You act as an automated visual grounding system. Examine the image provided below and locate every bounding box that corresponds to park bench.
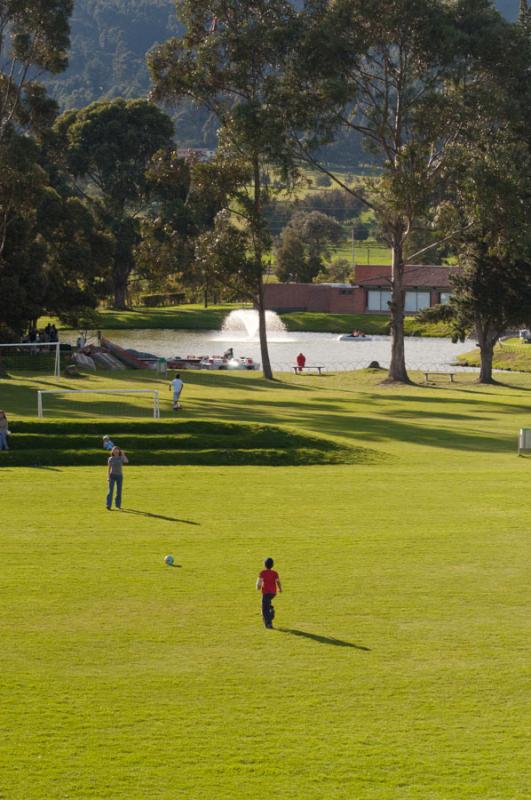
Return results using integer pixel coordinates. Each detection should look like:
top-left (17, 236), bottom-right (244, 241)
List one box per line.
top-left (423, 371), bottom-right (455, 384)
top-left (293, 365), bottom-right (325, 375)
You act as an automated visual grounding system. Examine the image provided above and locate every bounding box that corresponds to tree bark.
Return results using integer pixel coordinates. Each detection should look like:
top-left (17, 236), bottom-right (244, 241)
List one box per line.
top-left (113, 278), bottom-right (128, 310)
top-left (476, 319), bottom-right (497, 384)
top-left (257, 276), bottom-right (273, 380)
top-left (386, 237), bottom-right (410, 383)
top-left (252, 156), bottom-right (273, 380)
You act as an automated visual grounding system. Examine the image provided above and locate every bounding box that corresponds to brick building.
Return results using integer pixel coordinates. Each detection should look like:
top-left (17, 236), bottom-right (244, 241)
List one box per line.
top-left (263, 264), bottom-right (455, 314)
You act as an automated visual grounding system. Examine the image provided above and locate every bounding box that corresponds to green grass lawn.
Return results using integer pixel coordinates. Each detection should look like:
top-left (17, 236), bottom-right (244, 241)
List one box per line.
top-left (1, 369), bottom-right (530, 799)
top-left (458, 339), bottom-right (531, 373)
top-left (39, 302), bottom-right (452, 337)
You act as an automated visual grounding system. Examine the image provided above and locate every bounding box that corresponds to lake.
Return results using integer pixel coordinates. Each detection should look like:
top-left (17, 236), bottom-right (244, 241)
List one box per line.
top-left (71, 329), bottom-right (477, 373)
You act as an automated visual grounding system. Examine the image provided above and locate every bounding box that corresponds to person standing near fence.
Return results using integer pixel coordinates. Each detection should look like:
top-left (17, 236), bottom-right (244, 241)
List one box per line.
top-left (0, 410), bottom-right (9, 451)
top-left (106, 446), bottom-right (128, 510)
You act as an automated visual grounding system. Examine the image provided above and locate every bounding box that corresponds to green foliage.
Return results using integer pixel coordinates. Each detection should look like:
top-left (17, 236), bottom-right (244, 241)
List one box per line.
top-left (276, 211), bottom-right (344, 283)
top-left (0, 127), bottom-right (110, 337)
top-left (0, 0), bottom-right (73, 145)
top-left (54, 98), bottom-right (175, 308)
top-left (44, 1), bottom-right (179, 106)
top-left (149, 0), bottom-right (306, 378)
top-left (315, 258), bottom-right (354, 285)
top-left (425, 27), bottom-right (531, 382)
top-left (299, 187), bottom-right (366, 223)
top-left (285, 0), bottom-right (521, 382)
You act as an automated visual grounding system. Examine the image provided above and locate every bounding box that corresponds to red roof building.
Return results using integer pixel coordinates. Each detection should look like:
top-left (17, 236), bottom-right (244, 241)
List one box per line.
top-left (264, 264), bottom-right (455, 314)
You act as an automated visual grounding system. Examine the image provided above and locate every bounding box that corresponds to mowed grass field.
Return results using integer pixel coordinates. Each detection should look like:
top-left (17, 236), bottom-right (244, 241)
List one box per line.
top-left (1, 368), bottom-right (530, 799)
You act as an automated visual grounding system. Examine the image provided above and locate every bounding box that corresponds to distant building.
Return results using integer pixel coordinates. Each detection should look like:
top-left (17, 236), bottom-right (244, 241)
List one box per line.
top-left (263, 264), bottom-right (455, 314)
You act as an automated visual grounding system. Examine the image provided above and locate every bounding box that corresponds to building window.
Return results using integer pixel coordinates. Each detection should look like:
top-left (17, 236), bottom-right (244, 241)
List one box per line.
top-left (339, 289), bottom-right (353, 295)
top-left (405, 290), bottom-right (431, 312)
top-left (367, 289), bottom-right (392, 311)
top-left (439, 292), bottom-right (451, 304)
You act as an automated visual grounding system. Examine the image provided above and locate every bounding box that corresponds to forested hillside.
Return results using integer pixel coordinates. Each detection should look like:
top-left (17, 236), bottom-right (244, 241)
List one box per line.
top-left (45, 0), bottom-right (522, 148)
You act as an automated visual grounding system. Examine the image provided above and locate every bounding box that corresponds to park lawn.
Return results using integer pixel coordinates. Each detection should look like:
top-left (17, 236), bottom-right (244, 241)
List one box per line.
top-left (39, 303), bottom-right (452, 336)
top-left (39, 303), bottom-right (241, 332)
top-left (333, 237), bottom-right (392, 265)
top-left (458, 340), bottom-right (531, 373)
top-left (1, 369), bottom-right (530, 799)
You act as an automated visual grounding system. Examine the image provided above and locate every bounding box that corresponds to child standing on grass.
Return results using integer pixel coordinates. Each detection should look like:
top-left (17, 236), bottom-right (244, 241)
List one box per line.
top-left (256, 558), bottom-right (282, 629)
top-left (0, 410), bottom-right (9, 451)
top-left (106, 446), bottom-right (128, 510)
top-left (169, 373), bottom-right (184, 410)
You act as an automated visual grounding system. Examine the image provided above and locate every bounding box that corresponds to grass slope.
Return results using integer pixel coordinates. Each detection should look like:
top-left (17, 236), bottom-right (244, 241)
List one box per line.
top-left (1, 369), bottom-right (530, 799)
top-left (40, 303), bottom-right (453, 336)
top-left (459, 339), bottom-right (531, 373)
top-left (2, 420), bottom-right (368, 467)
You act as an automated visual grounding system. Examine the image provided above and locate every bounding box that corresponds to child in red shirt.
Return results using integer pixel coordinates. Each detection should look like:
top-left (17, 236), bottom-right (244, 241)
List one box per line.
top-left (256, 557), bottom-right (282, 629)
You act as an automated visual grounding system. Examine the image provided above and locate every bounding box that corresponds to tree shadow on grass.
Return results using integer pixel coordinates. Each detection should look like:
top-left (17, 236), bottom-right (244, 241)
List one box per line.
top-left (121, 508), bottom-right (199, 525)
top-left (190, 397), bottom-right (512, 453)
top-left (277, 627), bottom-right (370, 651)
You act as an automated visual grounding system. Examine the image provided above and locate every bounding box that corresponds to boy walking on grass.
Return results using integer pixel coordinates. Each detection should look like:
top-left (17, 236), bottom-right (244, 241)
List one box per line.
top-left (256, 558), bottom-right (282, 629)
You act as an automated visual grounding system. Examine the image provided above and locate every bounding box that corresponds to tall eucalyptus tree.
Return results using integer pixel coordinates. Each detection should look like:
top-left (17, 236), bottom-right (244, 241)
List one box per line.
top-left (149, 0), bottom-right (300, 380)
top-left (285, 0), bottom-right (516, 383)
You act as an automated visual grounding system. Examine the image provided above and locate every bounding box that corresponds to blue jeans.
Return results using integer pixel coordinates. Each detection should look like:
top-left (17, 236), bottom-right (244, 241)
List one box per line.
top-left (107, 474), bottom-right (123, 508)
top-left (261, 593), bottom-right (276, 628)
top-left (0, 431), bottom-right (8, 450)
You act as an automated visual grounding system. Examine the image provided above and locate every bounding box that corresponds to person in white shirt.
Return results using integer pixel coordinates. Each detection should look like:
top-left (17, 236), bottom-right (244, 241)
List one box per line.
top-left (169, 373), bottom-right (184, 410)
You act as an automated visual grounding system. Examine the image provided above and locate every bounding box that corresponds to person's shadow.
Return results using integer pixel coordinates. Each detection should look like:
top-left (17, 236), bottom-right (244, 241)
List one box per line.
top-left (277, 627), bottom-right (370, 651)
top-left (121, 508), bottom-right (199, 525)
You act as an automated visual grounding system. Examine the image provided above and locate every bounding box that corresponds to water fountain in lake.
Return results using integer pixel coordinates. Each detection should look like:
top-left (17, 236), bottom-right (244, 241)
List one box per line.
top-left (219, 309), bottom-right (289, 341)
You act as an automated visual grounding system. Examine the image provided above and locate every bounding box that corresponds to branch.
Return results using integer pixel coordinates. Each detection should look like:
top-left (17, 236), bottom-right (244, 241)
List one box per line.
top-left (293, 139), bottom-right (376, 212)
top-left (407, 223), bottom-right (474, 262)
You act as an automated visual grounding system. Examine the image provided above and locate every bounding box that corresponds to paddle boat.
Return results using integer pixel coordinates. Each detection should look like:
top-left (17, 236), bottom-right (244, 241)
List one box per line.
top-left (337, 331), bottom-right (372, 341)
top-left (199, 355), bottom-right (260, 370)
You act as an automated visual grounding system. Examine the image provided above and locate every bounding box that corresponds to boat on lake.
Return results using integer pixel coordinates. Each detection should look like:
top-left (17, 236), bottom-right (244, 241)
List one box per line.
top-left (337, 333), bottom-right (372, 341)
top-left (199, 355), bottom-right (260, 370)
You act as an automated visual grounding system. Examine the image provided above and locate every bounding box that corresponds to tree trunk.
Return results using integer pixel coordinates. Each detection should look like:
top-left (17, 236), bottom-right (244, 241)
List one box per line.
top-left (252, 156), bottom-right (273, 381)
top-left (113, 279), bottom-right (128, 310)
top-left (476, 319), bottom-right (497, 384)
top-left (257, 277), bottom-right (273, 380)
top-left (386, 238), bottom-right (410, 383)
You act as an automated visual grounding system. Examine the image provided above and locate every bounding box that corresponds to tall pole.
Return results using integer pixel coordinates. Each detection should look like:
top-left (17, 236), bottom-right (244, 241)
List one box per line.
top-left (351, 226), bottom-right (355, 269)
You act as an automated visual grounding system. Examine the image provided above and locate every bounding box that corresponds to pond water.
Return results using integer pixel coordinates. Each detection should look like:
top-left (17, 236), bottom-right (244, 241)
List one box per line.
top-left (71, 328), bottom-right (477, 373)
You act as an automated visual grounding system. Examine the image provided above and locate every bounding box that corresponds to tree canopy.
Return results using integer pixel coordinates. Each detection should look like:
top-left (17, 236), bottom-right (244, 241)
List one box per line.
top-left (54, 98), bottom-right (175, 308)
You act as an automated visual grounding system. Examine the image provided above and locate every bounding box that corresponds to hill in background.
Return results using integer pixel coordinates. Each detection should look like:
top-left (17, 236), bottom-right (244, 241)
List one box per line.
top-left (45, 0), bottom-right (522, 150)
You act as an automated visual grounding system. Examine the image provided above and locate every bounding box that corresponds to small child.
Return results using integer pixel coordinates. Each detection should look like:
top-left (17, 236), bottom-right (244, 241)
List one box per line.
top-left (169, 373), bottom-right (184, 410)
top-left (256, 557), bottom-right (282, 629)
top-left (0, 410), bottom-right (10, 451)
top-left (102, 435), bottom-right (115, 451)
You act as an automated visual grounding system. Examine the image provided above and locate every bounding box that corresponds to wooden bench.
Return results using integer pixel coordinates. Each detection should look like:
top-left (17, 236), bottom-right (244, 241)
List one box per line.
top-left (293, 365), bottom-right (325, 375)
top-left (424, 371), bottom-right (455, 384)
